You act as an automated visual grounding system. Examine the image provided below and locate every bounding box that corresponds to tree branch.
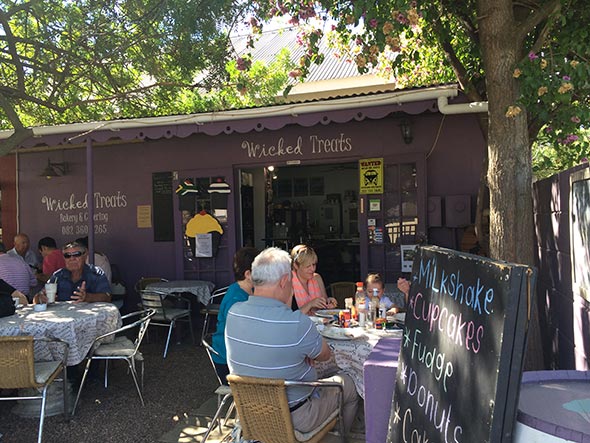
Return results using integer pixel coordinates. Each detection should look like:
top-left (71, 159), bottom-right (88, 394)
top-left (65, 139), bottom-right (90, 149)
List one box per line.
top-left (515, 0), bottom-right (561, 44)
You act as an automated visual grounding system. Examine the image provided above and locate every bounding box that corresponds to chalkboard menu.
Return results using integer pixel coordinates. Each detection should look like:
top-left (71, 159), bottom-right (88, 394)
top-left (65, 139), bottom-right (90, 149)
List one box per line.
top-left (388, 245), bottom-right (534, 443)
top-left (152, 172), bottom-right (174, 242)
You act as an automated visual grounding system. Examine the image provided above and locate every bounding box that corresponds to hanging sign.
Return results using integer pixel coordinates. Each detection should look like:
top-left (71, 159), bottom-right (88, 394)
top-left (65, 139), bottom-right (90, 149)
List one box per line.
top-left (359, 158), bottom-right (384, 194)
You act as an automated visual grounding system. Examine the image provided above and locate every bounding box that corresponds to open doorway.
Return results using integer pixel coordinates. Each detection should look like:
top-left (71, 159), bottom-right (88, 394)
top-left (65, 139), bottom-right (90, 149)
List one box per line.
top-left (239, 162), bottom-right (361, 284)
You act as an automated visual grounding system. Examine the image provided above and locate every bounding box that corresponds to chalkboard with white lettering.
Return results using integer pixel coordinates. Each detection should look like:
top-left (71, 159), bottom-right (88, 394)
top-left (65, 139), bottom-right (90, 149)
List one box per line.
top-left (387, 245), bottom-right (534, 443)
top-left (152, 172), bottom-right (174, 242)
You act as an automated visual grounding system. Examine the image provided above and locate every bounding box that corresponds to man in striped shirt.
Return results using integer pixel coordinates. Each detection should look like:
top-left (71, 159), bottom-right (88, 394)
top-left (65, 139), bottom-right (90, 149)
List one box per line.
top-left (0, 245), bottom-right (37, 298)
top-left (225, 247), bottom-right (359, 435)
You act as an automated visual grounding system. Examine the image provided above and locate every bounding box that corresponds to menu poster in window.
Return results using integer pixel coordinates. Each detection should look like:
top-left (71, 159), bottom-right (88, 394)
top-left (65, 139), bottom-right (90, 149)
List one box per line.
top-left (400, 244), bottom-right (417, 272)
top-left (388, 245), bottom-right (534, 443)
top-left (152, 172), bottom-right (174, 242)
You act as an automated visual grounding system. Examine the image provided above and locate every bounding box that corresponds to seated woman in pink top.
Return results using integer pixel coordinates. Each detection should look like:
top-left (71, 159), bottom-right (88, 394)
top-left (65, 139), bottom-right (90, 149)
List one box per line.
top-left (290, 244), bottom-right (337, 315)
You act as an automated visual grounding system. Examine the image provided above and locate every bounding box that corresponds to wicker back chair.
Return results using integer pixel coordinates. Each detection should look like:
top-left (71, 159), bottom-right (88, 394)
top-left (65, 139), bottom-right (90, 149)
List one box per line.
top-left (329, 281), bottom-right (357, 308)
top-left (0, 336), bottom-right (69, 443)
top-left (227, 374), bottom-right (344, 443)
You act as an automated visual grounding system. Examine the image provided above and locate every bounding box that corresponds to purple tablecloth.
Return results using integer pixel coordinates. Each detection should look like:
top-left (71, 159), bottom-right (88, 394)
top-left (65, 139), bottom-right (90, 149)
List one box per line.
top-left (363, 336), bottom-right (402, 443)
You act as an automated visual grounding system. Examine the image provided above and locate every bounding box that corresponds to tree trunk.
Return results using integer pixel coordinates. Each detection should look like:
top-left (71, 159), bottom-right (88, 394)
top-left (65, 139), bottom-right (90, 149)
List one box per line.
top-left (477, 0), bottom-right (543, 370)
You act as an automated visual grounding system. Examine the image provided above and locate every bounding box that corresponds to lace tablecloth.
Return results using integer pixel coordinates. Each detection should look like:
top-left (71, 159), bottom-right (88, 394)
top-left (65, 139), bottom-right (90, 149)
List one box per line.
top-left (145, 280), bottom-right (215, 305)
top-left (0, 301), bottom-right (122, 366)
top-left (316, 327), bottom-right (403, 399)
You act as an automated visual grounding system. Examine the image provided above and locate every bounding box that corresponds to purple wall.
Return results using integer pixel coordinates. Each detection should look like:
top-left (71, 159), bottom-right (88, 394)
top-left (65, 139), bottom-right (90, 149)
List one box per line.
top-left (15, 103), bottom-right (485, 307)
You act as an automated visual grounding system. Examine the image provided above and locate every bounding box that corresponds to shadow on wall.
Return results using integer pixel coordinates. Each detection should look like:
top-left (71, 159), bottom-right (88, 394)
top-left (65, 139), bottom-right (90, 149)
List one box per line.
top-left (533, 162), bottom-right (590, 370)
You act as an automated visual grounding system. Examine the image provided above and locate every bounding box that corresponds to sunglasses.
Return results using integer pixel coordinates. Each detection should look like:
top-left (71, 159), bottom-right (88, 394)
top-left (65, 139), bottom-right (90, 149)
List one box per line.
top-left (63, 251), bottom-right (84, 258)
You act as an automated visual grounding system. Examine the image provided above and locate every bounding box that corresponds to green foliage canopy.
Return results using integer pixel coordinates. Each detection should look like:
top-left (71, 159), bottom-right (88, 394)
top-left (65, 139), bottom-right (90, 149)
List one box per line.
top-left (242, 0), bottom-right (590, 175)
top-left (0, 0), bottom-right (243, 152)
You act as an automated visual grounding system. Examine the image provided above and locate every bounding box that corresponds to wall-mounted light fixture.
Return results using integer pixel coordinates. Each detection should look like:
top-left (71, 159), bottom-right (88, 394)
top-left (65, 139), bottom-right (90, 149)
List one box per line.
top-left (266, 165), bottom-right (278, 179)
top-left (399, 119), bottom-right (413, 144)
top-left (40, 158), bottom-right (69, 179)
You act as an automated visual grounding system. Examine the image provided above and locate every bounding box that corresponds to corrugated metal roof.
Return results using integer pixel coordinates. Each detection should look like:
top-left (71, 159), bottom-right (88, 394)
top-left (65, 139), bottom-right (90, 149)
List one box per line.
top-left (231, 26), bottom-right (365, 83)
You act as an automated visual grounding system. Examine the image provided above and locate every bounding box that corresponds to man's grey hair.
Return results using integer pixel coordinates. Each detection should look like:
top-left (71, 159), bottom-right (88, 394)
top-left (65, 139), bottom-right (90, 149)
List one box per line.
top-left (251, 247), bottom-right (291, 286)
top-left (62, 241), bottom-right (87, 253)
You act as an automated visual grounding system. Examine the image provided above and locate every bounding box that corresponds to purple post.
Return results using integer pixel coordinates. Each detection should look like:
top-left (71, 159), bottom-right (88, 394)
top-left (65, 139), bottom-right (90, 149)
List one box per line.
top-left (86, 138), bottom-right (94, 265)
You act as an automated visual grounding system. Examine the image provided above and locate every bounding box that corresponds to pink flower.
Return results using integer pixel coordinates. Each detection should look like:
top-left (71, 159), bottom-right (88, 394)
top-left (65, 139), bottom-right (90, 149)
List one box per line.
top-left (528, 51), bottom-right (538, 61)
top-left (562, 134), bottom-right (579, 144)
top-left (563, 75), bottom-right (571, 81)
top-left (571, 116), bottom-right (581, 123)
top-left (544, 126), bottom-right (553, 133)
top-left (369, 18), bottom-right (378, 28)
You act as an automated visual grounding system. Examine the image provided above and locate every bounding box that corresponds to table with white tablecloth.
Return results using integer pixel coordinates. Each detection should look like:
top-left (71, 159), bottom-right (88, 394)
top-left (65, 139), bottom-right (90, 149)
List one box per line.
top-left (0, 301), bottom-right (121, 366)
top-left (316, 326), bottom-right (403, 399)
top-left (145, 279), bottom-right (215, 306)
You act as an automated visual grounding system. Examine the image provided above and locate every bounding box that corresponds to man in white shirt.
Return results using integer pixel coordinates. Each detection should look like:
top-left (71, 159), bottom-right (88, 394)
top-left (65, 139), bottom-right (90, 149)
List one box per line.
top-left (7, 233), bottom-right (41, 272)
top-left (75, 237), bottom-right (112, 286)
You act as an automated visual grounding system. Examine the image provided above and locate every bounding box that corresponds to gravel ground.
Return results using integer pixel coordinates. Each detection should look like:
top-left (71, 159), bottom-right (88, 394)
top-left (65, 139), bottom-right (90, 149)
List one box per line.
top-left (0, 336), bottom-right (218, 443)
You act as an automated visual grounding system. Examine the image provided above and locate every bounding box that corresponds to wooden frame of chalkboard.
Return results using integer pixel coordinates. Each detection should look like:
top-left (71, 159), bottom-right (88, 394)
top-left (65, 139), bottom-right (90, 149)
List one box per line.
top-left (387, 245), bottom-right (535, 443)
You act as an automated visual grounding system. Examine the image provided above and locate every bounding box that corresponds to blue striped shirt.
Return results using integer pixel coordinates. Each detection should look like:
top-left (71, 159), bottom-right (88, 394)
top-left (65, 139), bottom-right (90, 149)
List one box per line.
top-left (0, 254), bottom-right (37, 294)
top-left (225, 295), bottom-right (323, 405)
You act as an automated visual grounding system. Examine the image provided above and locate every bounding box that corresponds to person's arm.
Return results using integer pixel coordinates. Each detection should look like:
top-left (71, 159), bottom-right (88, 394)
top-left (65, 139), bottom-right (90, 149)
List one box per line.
top-left (11, 290), bottom-right (28, 306)
top-left (397, 277), bottom-right (410, 303)
top-left (0, 279), bottom-right (16, 296)
top-left (314, 339), bottom-right (332, 362)
top-left (299, 296), bottom-right (330, 315)
top-left (314, 273), bottom-right (337, 308)
top-left (26, 265), bottom-right (37, 293)
top-left (71, 281), bottom-right (111, 303)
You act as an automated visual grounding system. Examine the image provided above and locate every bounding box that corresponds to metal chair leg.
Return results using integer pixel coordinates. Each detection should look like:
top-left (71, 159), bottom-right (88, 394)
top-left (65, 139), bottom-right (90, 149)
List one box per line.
top-left (188, 315), bottom-right (195, 345)
top-left (62, 365), bottom-right (70, 422)
top-left (201, 393), bottom-right (232, 443)
top-left (104, 360), bottom-right (109, 388)
top-left (163, 321), bottom-right (175, 358)
top-left (72, 358), bottom-right (92, 416)
top-left (38, 385), bottom-right (49, 443)
top-left (200, 312), bottom-right (210, 344)
top-left (127, 358), bottom-right (145, 406)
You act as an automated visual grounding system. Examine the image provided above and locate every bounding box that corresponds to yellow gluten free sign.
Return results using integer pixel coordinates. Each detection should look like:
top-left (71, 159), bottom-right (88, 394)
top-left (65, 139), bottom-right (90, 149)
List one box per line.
top-left (359, 158), bottom-right (383, 194)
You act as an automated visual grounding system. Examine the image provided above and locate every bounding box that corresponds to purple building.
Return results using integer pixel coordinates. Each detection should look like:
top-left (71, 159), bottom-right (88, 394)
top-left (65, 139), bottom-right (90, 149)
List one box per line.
top-left (0, 84), bottom-right (487, 308)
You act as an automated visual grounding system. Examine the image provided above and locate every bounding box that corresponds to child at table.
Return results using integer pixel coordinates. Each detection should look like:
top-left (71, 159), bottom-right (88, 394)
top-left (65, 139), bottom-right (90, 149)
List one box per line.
top-left (364, 273), bottom-right (394, 313)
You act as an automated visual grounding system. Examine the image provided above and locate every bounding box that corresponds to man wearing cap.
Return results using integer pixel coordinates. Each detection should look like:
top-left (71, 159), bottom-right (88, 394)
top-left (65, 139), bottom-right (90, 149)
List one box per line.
top-left (35, 241), bottom-right (111, 303)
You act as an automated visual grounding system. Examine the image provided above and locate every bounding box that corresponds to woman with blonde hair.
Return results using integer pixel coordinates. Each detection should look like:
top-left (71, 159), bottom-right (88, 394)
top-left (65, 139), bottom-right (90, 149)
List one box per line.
top-left (290, 244), bottom-right (337, 315)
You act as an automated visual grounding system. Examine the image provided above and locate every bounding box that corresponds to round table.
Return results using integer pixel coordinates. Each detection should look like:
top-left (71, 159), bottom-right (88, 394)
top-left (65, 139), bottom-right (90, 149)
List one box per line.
top-left (145, 280), bottom-right (214, 306)
top-left (0, 301), bottom-right (122, 366)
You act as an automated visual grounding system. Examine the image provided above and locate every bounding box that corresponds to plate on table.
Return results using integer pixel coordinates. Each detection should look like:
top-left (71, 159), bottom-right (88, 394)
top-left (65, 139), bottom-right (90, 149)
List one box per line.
top-left (315, 309), bottom-right (345, 319)
top-left (310, 316), bottom-right (329, 325)
top-left (320, 327), bottom-right (364, 340)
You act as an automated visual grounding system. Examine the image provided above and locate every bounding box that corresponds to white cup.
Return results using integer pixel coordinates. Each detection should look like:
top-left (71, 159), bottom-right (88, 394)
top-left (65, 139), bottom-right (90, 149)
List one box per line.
top-left (45, 283), bottom-right (57, 304)
top-left (34, 303), bottom-right (47, 312)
